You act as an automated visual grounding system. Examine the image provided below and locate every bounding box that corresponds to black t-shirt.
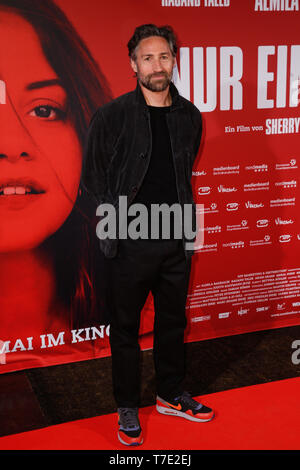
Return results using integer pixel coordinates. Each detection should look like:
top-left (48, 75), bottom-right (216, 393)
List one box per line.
top-left (127, 105), bottom-right (180, 239)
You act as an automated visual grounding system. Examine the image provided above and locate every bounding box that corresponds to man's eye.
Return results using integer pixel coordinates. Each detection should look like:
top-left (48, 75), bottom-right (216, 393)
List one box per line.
top-left (30, 105), bottom-right (66, 121)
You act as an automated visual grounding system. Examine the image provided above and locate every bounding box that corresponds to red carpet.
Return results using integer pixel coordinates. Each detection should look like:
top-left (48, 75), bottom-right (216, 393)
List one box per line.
top-left (0, 378), bottom-right (299, 450)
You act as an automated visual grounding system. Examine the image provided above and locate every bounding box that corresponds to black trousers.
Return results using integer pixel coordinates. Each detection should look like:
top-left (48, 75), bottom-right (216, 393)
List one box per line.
top-left (104, 237), bottom-right (192, 408)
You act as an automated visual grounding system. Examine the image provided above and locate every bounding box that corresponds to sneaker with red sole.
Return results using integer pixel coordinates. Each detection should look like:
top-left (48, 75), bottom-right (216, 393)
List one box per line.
top-left (156, 391), bottom-right (214, 422)
top-left (117, 407), bottom-right (143, 446)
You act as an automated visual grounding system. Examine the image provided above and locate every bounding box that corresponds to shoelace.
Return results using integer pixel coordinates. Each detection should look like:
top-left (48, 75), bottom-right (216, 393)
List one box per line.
top-left (174, 391), bottom-right (203, 410)
top-left (118, 407), bottom-right (140, 430)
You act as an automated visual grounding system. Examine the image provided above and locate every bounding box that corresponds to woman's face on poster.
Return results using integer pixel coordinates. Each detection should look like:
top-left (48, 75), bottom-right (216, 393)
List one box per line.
top-left (0, 10), bottom-right (82, 252)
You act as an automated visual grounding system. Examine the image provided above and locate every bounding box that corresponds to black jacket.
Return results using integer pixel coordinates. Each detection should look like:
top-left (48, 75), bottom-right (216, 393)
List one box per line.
top-left (81, 81), bottom-right (202, 259)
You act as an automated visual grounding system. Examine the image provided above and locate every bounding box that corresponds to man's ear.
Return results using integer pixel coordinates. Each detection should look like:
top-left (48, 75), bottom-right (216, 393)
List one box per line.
top-left (130, 58), bottom-right (137, 74)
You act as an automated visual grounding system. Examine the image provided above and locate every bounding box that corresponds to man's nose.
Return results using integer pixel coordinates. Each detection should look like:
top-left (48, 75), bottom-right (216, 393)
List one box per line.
top-left (152, 59), bottom-right (164, 72)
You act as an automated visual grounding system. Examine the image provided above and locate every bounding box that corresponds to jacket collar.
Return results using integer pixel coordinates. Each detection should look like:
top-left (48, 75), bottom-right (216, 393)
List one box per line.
top-left (134, 80), bottom-right (182, 111)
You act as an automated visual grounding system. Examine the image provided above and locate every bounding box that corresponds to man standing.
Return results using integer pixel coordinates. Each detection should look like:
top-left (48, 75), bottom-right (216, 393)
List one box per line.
top-left (82, 24), bottom-right (214, 447)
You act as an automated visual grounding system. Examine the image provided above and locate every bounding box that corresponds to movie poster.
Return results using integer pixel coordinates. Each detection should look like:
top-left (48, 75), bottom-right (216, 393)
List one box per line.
top-left (0, 0), bottom-right (299, 373)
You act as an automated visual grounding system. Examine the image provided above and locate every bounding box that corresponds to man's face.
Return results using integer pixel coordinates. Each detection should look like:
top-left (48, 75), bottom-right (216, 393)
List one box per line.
top-left (130, 36), bottom-right (176, 92)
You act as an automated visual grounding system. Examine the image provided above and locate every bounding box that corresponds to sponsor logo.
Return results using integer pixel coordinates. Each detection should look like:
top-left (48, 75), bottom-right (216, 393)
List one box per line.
top-left (245, 201), bottom-right (264, 209)
top-left (198, 202), bottom-right (218, 214)
top-left (218, 185), bottom-right (237, 193)
top-left (244, 182), bottom-right (269, 191)
top-left (249, 235), bottom-right (271, 246)
top-left (198, 186), bottom-right (211, 195)
top-left (279, 234), bottom-right (292, 242)
top-left (226, 202), bottom-right (239, 211)
top-left (238, 308), bottom-right (249, 316)
top-left (275, 217), bottom-right (294, 225)
top-left (277, 302), bottom-right (286, 310)
top-left (245, 164), bottom-right (268, 172)
top-left (213, 165), bottom-right (240, 175)
top-left (227, 220), bottom-right (249, 231)
top-left (275, 159), bottom-right (297, 170)
top-left (191, 315), bottom-right (211, 322)
top-left (270, 197), bottom-right (295, 207)
top-left (197, 242), bottom-right (218, 252)
top-left (256, 306), bottom-right (270, 312)
top-left (275, 180), bottom-right (297, 188)
top-left (222, 241), bottom-right (244, 249)
top-left (199, 225), bottom-right (222, 233)
top-left (257, 219), bottom-right (269, 228)
top-left (219, 312), bottom-right (231, 319)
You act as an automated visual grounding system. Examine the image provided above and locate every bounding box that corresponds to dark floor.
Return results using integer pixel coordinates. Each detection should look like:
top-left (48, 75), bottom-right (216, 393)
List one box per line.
top-left (0, 325), bottom-right (299, 438)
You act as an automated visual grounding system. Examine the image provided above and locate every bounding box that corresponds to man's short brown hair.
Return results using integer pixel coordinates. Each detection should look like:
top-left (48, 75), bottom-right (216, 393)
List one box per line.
top-left (127, 24), bottom-right (178, 61)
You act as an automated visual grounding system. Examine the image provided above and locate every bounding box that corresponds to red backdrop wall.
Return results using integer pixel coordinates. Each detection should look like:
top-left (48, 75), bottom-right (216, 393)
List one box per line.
top-left (0, 0), bottom-right (299, 373)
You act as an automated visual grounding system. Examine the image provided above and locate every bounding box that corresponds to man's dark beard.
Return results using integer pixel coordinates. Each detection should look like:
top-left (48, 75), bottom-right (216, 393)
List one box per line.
top-left (139, 72), bottom-right (171, 92)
